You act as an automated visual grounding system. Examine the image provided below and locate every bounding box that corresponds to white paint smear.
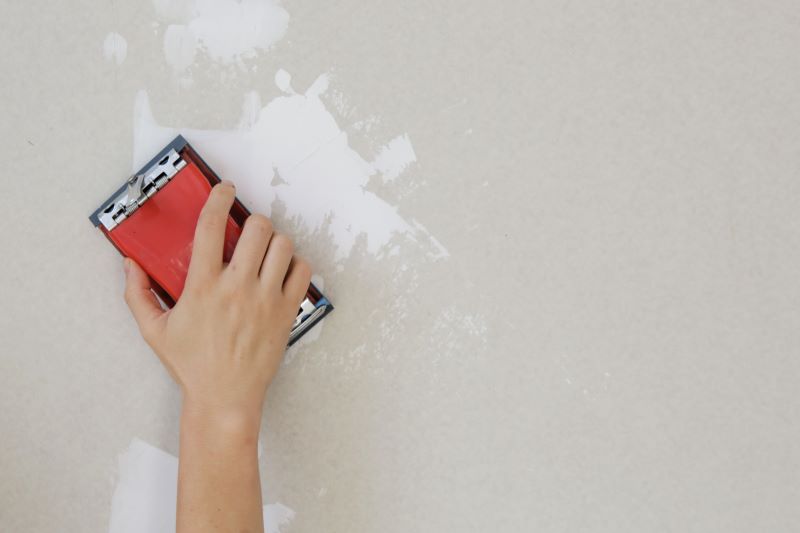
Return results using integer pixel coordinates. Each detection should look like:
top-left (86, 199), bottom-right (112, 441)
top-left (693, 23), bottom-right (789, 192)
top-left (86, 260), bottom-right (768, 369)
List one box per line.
top-left (373, 134), bottom-right (417, 183)
top-left (133, 70), bottom-right (447, 260)
top-left (109, 438), bottom-right (294, 533)
top-left (103, 32), bottom-right (128, 65)
top-left (155, 0), bottom-right (289, 72)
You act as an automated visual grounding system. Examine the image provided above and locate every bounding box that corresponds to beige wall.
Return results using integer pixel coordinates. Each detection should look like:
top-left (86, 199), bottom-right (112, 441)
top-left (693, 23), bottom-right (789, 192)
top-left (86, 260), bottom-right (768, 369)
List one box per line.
top-left (1, 1), bottom-right (799, 531)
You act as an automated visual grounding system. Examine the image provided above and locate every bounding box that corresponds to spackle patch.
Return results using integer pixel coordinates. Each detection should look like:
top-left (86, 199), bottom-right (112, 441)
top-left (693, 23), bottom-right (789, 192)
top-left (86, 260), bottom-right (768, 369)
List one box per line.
top-left (109, 439), bottom-right (295, 533)
top-left (372, 134), bottom-right (417, 183)
top-left (154, 0), bottom-right (289, 73)
top-left (133, 71), bottom-right (447, 261)
top-left (103, 32), bottom-right (128, 65)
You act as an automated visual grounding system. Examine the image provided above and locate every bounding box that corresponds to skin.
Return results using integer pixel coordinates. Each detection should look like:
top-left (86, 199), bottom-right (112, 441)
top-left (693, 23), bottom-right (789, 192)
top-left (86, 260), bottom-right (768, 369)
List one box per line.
top-left (123, 181), bottom-right (311, 533)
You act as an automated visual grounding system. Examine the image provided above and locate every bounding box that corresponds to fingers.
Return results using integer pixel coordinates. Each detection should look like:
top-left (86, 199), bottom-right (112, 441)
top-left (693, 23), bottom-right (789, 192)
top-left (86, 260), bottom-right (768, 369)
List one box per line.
top-left (123, 258), bottom-right (165, 344)
top-left (186, 182), bottom-right (236, 286)
top-left (283, 257), bottom-right (312, 305)
top-left (259, 233), bottom-right (294, 291)
top-left (229, 214), bottom-right (273, 279)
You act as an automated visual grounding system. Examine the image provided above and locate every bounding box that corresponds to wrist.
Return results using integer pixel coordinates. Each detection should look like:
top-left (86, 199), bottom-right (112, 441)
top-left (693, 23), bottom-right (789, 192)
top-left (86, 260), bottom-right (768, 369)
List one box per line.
top-left (180, 396), bottom-right (262, 448)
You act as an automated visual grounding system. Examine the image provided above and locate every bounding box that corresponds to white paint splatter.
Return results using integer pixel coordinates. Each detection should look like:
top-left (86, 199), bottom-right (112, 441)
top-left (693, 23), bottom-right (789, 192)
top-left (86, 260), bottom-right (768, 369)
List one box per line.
top-left (103, 32), bottom-right (128, 65)
top-left (274, 68), bottom-right (295, 94)
top-left (133, 70), bottom-right (447, 261)
top-left (372, 134), bottom-right (417, 183)
top-left (109, 439), bottom-right (294, 533)
top-left (352, 116), bottom-right (379, 133)
top-left (155, 0), bottom-right (289, 72)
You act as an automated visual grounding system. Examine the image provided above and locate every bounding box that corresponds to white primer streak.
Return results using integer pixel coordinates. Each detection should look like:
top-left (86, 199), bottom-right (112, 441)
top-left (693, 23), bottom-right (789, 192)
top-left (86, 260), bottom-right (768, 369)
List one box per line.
top-left (103, 32), bottom-right (128, 65)
top-left (133, 71), bottom-right (447, 260)
top-left (156, 0), bottom-right (289, 72)
top-left (108, 439), bottom-right (294, 533)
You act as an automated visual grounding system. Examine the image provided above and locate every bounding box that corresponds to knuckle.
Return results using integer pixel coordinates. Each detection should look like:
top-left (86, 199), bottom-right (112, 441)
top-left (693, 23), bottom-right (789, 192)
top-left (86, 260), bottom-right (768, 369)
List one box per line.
top-left (271, 233), bottom-right (294, 254)
top-left (246, 214), bottom-right (272, 234)
top-left (123, 285), bottom-right (137, 306)
top-left (212, 182), bottom-right (235, 198)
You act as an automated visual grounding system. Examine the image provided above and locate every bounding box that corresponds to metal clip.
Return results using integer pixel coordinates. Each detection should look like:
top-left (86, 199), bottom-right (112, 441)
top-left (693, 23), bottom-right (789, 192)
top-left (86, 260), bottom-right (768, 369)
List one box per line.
top-left (98, 149), bottom-right (187, 231)
top-left (292, 297), bottom-right (318, 330)
top-left (289, 297), bottom-right (328, 343)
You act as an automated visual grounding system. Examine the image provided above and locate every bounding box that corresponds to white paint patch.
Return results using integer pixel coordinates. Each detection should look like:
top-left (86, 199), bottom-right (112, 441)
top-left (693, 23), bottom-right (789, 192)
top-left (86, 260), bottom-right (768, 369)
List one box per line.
top-left (109, 439), bottom-right (294, 533)
top-left (155, 0), bottom-right (289, 72)
top-left (263, 503), bottom-right (295, 533)
top-left (108, 439), bottom-right (177, 533)
top-left (133, 71), bottom-right (447, 260)
top-left (372, 134), bottom-right (417, 183)
top-left (103, 32), bottom-right (128, 65)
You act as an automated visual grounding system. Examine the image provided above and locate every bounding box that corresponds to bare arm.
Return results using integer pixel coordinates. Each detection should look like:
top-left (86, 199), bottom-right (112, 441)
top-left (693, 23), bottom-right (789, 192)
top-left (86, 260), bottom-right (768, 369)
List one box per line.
top-left (123, 181), bottom-right (311, 533)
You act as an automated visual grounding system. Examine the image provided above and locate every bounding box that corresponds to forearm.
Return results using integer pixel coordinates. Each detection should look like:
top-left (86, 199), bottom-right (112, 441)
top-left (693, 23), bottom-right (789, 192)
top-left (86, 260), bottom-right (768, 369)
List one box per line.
top-left (177, 400), bottom-right (263, 533)
top-left (122, 186), bottom-right (311, 531)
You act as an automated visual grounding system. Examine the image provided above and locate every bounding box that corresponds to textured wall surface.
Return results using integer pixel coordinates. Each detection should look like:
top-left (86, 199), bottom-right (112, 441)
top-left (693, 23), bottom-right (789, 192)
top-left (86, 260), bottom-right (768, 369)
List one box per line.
top-left (1, 1), bottom-right (799, 532)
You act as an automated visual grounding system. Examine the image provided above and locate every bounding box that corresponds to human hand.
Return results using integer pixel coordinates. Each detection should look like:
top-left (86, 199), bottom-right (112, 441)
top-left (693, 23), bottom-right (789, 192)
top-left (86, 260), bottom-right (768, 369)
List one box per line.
top-left (122, 181), bottom-right (311, 430)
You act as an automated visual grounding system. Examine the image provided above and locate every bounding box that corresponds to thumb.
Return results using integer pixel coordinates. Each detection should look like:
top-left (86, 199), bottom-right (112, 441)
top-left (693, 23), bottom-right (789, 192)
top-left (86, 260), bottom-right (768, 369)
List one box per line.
top-left (123, 258), bottom-right (165, 344)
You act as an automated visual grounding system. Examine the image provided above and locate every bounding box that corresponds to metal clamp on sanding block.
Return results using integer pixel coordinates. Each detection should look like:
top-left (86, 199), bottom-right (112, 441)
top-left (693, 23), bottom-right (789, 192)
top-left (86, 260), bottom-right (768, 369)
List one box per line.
top-left (98, 149), bottom-right (187, 230)
top-left (89, 135), bottom-right (333, 346)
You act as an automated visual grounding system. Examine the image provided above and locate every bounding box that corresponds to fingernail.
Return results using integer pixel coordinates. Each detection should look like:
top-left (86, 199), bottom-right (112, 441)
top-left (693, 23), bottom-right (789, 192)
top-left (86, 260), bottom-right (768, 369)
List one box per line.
top-left (220, 180), bottom-right (235, 189)
top-left (123, 258), bottom-right (131, 275)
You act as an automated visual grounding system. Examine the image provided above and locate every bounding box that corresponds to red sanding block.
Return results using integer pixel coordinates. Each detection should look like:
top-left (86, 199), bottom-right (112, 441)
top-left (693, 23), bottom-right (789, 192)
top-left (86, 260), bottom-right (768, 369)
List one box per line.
top-left (89, 135), bottom-right (332, 345)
